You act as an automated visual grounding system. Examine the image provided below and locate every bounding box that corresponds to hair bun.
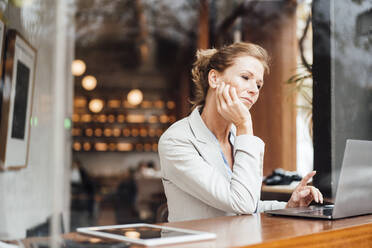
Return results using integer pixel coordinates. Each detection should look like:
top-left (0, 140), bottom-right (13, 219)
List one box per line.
top-left (195, 48), bottom-right (218, 67)
top-left (191, 48), bottom-right (217, 85)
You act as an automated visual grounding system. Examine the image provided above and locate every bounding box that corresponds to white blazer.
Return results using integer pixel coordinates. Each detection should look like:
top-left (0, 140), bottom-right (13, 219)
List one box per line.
top-left (158, 107), bottom-right (286, 222)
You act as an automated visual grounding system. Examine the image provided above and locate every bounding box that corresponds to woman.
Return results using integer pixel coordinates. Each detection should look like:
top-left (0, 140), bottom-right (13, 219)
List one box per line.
top-left (158, 42), bottom-right (323, 222)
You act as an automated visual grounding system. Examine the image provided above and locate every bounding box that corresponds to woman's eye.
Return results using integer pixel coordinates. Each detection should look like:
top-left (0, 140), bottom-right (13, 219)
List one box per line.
top-left (242, 75), bottom-right (249, 80)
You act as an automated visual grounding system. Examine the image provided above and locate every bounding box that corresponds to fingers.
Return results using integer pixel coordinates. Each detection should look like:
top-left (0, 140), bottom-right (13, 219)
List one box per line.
top-left (303, 191), bottom-right (314, 206)
top-left (215, 81), bottom-right (251, 127)
top-left (217, 82), bottom-right (235, 109)
top-left (215, 83), bottom-right (223, 114)
top-left (299, 170), bottom-right (316, 187)
top-left (300, 186), bottom-right (323, 204)
top-left (217, 81), bottom-right (224, 96)
top-left (299, 188), bottom-right (310, 198)
top-left (216, 82), bottom-right (226, 110)
top-left (230, 86), bottom-right (240, 104)
top-left (299, 188), bottom-right (314, 206)
top-left (288, 189), bottom-right (310, 208)
top-left (314, 187), bottom-right (324, 204)
top-left (291, 192), bottom-right (299, 202)
top-left (309, 186), bottom-right (319, 203)
top-left (288, 185), bottom-right (324, 208)
top-left (222, 84), bottom-right (233, 106)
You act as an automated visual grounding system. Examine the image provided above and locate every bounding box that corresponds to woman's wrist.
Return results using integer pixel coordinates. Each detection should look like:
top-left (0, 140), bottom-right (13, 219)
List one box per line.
top-left (235, 121), bottom-right (253, 136)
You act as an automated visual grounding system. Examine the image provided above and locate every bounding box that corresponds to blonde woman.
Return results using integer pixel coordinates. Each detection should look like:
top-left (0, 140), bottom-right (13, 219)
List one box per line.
top-left (158, 42), bottom-right (323, 222)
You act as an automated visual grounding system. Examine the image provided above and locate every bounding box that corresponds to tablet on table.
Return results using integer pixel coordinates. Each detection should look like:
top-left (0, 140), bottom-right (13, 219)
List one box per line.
top-left (77, 223), bottom-right (216, 246)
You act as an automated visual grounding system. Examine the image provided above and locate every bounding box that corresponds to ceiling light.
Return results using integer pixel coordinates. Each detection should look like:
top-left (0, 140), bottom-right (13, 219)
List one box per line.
top-left (82, 75), bottom-right (97, 91)
top-left (127, 89), bottom-right (143, 106)
top-left (71, 59), bottom-right (86, 76)
top-left (89, 99), bottom-right (104, 113)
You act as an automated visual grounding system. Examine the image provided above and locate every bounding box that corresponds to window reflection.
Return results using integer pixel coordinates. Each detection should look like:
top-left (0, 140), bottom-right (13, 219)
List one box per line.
top-left (3, 0), bottom-right (371, 242)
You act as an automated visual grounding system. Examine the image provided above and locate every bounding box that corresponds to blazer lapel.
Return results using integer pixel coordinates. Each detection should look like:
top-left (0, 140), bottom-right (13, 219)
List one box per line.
top-left (188, 107), bottom-right (232, 179)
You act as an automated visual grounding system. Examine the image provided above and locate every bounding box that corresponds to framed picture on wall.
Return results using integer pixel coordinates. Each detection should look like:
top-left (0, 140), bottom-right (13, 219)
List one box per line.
top-left (0, 30), bottom-right (37, 170)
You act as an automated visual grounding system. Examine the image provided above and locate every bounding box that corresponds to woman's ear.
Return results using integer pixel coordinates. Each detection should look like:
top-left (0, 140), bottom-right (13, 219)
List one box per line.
top-left (208, 69), bottom-right (219, 89)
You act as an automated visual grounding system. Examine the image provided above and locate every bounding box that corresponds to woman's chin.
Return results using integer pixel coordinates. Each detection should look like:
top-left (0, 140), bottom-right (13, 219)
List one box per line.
top-left (242, 101), bottom-right (253, 109)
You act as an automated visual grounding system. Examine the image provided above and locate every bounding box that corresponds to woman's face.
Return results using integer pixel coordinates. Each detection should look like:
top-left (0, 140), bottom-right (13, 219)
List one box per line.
top-left (217, 56), bottom-right (265, 109)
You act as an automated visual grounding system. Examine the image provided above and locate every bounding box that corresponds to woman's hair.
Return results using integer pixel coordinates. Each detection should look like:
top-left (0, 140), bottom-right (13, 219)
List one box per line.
top-left (190, 42), bottom-right (270, 109)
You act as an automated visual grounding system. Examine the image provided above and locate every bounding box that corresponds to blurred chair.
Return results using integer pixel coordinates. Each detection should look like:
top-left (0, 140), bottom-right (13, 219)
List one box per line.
top-left (70, 163), bottom-right (104, 229)
top-left (134, 176), bottom-right (164, 221)
top-left (115, 171), bottom-right (139, 224)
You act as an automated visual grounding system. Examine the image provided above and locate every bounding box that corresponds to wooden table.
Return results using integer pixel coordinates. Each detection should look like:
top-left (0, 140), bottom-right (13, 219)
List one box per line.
top-left (160, 213), bottom-right (372, 248)
top-left (12, 213), bottom-right (372, 248)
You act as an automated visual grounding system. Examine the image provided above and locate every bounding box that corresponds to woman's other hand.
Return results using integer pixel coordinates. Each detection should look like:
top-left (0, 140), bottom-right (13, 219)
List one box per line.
top-left (286, 171), bottom-right (324, 208)
top-left (216, 82), bottom-right (253, 135)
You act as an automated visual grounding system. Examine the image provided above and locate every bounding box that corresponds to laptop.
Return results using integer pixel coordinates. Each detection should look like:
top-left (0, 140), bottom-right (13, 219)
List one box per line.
top-left (265, 139), bottom-right (372, 219)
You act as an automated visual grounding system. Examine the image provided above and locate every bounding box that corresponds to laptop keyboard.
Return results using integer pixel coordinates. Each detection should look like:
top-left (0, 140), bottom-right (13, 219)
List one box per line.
top-left (298, 206), bottom-right (334, 216)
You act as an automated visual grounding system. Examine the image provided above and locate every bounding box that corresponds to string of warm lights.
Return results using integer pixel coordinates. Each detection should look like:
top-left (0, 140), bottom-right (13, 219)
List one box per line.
top-left (72, 59), bottom-right (147, 108)
top-left (71, 59), bottom-right (86, 76)
top-left (74, 98), bottom-right (175, 112)
top-left (72, 113), bottom-right (176, 124)
top-left (82, 75), bottom-right (97, 91)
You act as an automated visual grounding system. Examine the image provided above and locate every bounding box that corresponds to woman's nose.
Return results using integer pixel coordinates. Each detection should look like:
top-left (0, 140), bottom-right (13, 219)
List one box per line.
top-left (247, 80), bottom-right (259, 95)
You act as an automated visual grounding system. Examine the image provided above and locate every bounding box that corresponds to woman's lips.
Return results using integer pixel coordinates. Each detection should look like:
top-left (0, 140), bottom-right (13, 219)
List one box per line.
top-left (240, 97), bottom-right (253, 104)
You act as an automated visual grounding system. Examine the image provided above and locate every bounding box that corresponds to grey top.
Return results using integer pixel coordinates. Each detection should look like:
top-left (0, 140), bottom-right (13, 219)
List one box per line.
top-left (158, 107), bottom-right (286, 222)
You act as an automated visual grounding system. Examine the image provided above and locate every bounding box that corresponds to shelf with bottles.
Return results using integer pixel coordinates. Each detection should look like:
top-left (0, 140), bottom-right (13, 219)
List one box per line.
top-left (72, 91), bottom-right (176, 152)
top-left (72, 140), bottom-right (159, 153)
top-left (72, 112), bottom-right (176, 126)
top-left (74, 96), bottom-right (177, 113)
top-left (72, 126), bottom-right (166, 139)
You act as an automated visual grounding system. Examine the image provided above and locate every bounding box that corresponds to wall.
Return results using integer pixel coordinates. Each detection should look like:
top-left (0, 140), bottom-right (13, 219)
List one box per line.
top-left (243, 1), bottom-right (298, 176)
top-left (0, 0), bottom-right (73, 239)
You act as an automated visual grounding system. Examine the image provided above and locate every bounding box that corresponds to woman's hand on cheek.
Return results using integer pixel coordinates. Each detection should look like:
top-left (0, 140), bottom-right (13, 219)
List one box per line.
top-left (216, 82), bottom-right (253, 135)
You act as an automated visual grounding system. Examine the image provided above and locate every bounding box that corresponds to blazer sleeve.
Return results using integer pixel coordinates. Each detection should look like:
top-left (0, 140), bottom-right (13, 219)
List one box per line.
top-left (257, 200), bottom-right (287, 212)
top-left (158, 134), bottom-right (265, 215)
